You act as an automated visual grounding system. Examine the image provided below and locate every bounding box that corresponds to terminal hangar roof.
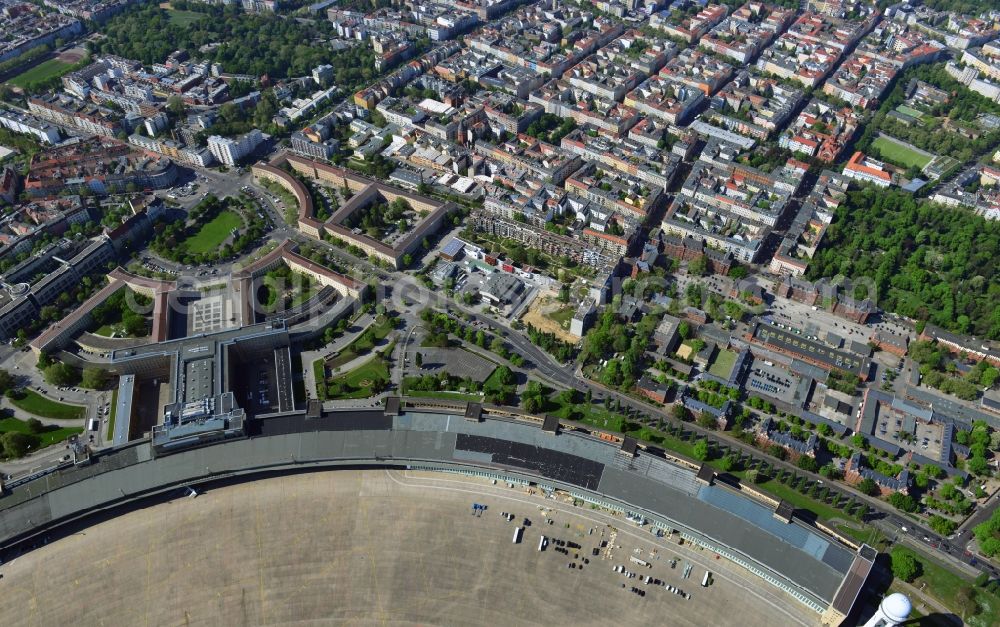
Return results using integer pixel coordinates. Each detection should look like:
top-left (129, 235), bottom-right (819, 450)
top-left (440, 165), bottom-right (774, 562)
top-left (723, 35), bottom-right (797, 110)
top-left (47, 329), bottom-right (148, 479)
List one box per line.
top-left (0, 407), bottom-right (857, 610)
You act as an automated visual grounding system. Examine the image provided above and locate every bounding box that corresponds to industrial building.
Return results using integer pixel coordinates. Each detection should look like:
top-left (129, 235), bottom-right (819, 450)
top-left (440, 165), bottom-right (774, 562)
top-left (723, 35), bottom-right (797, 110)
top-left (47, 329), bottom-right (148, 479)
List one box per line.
top-left (109, 321), bottom-right (293, 454)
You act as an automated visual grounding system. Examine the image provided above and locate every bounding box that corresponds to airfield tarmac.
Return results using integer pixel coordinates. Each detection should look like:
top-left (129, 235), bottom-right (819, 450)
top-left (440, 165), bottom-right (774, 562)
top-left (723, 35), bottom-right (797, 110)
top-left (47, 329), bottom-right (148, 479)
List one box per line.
top-left (0, 469), bottom-right (818, 626)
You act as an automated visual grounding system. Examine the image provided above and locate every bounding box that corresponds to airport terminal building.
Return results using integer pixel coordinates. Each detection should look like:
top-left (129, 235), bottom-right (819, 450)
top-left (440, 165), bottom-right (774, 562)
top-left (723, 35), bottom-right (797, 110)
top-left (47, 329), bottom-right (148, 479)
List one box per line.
top-left (0, 400), bottom-right (874, 625)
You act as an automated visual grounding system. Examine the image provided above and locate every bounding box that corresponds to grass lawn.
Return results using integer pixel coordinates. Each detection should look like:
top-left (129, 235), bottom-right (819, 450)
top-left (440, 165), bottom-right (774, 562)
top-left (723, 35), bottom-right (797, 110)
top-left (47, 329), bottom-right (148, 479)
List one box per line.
top-left (404, 389), bottom-right (484, 402)
top-left (107, 388), bottom-right (118, 441)
top-left (327, 315), bottom-right (396, 369)
top-left (184, 210), bottom-right (242, 255)
top-left (312, 358), bottom-right (326, 388)
top-left (0, 417), bottom-right (82, 450)
top-left (707, 349), bottom-right (738, 379)
top-left (545, 305), bottom-right (576, 328)
top-left (166, 8), bottom-right (204, 25)
top-left (891, 546), bottom-right (999, 625)
top-left (481, 366), bottom-right (507, 391)
top-left (895, 105), bottom-right (927, 121)
top-left (8, 58), bottom-right (74, 89)
top-left (10, 390), bottom-right (85, 420)
top-left (752, 477), bottom-right (854, 522)
top-left (327, 356), bottom-right (390, 399)
top-left (872, 136), bottom-right (932, 169)
top-left (544, 392), bottom-right (860, 523)
top-left (835, 523), bottom-right (884, 546)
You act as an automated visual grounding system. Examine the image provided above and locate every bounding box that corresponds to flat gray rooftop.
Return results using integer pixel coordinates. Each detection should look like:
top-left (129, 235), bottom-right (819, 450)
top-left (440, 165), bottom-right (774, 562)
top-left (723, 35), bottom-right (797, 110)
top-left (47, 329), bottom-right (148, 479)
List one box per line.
top-left (0, 408), bottom-right (855, 611)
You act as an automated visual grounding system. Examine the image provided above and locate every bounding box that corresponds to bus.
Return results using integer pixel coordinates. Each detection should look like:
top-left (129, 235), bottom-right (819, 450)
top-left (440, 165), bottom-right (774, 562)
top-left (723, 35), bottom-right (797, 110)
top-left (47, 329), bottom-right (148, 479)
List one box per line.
top-left (538, 535), bottom-right (547, 551)
top-left (702, 571), bottom-right (712, 587)
top-left (513, 527), bottom-right (523, 544)
top-left (88, 418), bottom-right (99, 431)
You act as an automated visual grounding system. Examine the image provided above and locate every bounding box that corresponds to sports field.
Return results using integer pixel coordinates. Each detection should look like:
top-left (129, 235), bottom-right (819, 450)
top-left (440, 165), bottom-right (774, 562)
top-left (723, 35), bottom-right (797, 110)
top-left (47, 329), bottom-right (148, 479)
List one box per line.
top-left (7, 58), bottom-right (74, 89)
top-left (871, 136), bottom-right (932, 170)
top-left (184, 209), bottom-right (242, 254)
top-left (166, 8), bottom-right (204, 26)
top-left (0, 470), bottom-right (815, 626)
top-left (894, 105), bottom-right (926, 121)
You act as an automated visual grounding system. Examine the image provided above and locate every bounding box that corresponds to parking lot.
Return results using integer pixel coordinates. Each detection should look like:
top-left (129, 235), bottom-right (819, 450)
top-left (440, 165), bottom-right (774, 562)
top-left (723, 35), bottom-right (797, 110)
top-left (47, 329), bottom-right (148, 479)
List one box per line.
top-left (745, 360), bottom-right (801, 406)
top-left (230, 351), bottom-right (279, 416)
top-left (0, 470), bottom-right (815, 627)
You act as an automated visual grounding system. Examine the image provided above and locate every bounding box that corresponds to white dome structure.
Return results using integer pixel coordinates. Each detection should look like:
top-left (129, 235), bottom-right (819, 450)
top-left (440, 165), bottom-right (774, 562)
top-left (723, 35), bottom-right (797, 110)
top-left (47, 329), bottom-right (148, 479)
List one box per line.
top-left (862, 592), bottom-right (912, 627)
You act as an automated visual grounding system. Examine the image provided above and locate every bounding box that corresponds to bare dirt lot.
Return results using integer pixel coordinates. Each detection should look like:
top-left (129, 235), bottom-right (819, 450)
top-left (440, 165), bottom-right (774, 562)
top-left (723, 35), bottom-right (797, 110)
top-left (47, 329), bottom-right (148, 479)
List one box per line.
top-left (520, 292), bottom-right (580, 343)
top-left (55, 47), bottom-right (87, 64)
top-left (0, 470), bottom-right (816, 626)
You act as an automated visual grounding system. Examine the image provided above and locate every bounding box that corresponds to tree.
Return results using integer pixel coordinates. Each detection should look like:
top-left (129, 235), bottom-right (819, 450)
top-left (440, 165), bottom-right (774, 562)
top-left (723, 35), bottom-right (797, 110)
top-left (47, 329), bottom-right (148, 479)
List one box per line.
top-left (857, 478), bottom-right (878, 496)
top-left (890, 548), bottom-right (921, 583)
top-left (888, 492), bottom-right (917, 513)
top-left (693, 440), bottom-right (710, 461)
top-left (43, 361), bottom-right (79, 387)
top-left (0, 369), bottom-right (14, 394)
top-left (928, 515), bottom-right (957, 536)
top-left (796, 456), bottom-right (818, 472)
top-left (81, 367), bottom-right (110, 390)
top-left (697, 411), bottom-right (716, 430)
top-left (26, 418), bottom-right (44, 434)
top-left (1, 431), bottom-right (39, 458)
top-left (122, 311), bottom-right (146, 337)
top-left (671, 404), bottom-right (690, 422)
top-left (414, 352), bottom-right (422, 368)
top-left (744, 468), bottom-right (761, 484)
top-left (493, 366), bottom-right (515, 387)
top-left (966, 456), bottom-right (989, 476)
top-left (678, 321), bottom-right (692, 340)
top-left (522, 394), bottom-right (541, 414)
top-left (167, 95), bottom-right (186, 116)
top-left (717, 454), bottom-right (737, 472)
top-left (688, 254), bottom-right (708, 276)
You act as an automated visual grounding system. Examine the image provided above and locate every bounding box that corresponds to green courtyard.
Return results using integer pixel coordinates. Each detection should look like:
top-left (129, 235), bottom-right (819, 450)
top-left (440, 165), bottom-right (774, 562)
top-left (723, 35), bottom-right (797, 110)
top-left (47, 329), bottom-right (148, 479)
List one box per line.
top-left (324, 354), bottom-right (390, 400)
top-left (184, 209), bottom-right (242, 254)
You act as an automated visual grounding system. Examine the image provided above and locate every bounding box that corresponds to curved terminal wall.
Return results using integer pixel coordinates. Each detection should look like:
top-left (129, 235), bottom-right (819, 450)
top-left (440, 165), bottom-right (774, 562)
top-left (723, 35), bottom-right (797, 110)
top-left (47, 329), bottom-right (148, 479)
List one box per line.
top-left (0, 409), bottom-right (852, 613)
top-left (250, 162), bottom-right (319, 237)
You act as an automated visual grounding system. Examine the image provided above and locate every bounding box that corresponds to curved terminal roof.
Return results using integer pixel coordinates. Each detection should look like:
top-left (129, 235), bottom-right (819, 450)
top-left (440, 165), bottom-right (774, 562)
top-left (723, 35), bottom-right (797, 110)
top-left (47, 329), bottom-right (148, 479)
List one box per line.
top-left (0, 407), bottom-right (857, 612)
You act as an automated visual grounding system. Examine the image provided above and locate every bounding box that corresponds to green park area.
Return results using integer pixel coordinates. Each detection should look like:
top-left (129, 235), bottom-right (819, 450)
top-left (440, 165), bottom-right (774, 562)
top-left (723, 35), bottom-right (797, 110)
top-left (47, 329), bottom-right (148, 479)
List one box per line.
top-left (326, 314), bottom-right (397, 369)
top-left (403, 366), bottom-right (492, 403)
top-left (9, 389), bottom-right (85, 420)
top-left (165, 8), bottom-right (204, 26)
top-left (259, 267), bottom-right (317, 311)
top-left (871, 136), bottom-right (932, 170)
top-left (0, 417), bottom-right (82, 457)
top-left (184, 209), bottom-right (242, 254)
top-left (8, 58), bottom-right (74, 89)
top-left (324, 353), bottom-right (390, 400)
top-left (891, 546), bottom-right (999, 625)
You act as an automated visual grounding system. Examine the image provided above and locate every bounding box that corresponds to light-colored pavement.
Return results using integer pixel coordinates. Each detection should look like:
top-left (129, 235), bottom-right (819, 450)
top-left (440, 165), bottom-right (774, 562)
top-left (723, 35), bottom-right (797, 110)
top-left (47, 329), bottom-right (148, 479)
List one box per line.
top-left (0, 469), bottom-right (816, 627)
